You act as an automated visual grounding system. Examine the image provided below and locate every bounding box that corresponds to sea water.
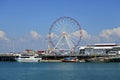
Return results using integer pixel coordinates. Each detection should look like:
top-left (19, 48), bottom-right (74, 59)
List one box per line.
top-left (0, 62), bottom-right (120, 80)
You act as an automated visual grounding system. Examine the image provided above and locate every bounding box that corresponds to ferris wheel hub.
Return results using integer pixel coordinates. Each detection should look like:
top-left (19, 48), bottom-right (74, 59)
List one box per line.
top-left (62, 32), bottom-right (67, 37)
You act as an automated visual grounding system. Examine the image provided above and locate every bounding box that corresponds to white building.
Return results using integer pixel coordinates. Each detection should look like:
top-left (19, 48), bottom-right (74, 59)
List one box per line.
top-left (79, 43), bottom-right (120, 55)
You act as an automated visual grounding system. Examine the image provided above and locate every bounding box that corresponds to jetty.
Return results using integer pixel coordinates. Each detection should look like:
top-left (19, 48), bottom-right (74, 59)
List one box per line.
top-left (0, 53), bottom-right (18, 61)
top-left (0, 53), bottom-right (119, 62)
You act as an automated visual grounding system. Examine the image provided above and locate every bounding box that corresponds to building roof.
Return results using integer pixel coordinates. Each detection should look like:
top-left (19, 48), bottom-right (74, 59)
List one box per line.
top-left (94, 43), bottom-right (117, 46)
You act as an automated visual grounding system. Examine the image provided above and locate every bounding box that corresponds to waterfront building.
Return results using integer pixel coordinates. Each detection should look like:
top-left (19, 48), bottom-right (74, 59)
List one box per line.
top-left (79, 43), bottom-right (120, 55)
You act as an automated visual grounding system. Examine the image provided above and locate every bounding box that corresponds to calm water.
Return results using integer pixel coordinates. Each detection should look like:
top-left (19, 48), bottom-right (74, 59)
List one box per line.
top-left (0, 62), bottom-right (120, 80)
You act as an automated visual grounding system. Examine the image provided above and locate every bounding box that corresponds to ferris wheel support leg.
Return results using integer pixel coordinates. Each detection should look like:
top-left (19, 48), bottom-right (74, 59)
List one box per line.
top-left (65, 35), bottom-right (74, 51)
top-left (54, 36), bottom-right (63, 50)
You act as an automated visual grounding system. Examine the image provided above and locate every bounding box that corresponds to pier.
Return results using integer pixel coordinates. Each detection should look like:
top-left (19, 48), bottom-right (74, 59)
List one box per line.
top-left (0, 53), bottom-right (119, 62)
top-left (0, 54), bottom-right (18, 61)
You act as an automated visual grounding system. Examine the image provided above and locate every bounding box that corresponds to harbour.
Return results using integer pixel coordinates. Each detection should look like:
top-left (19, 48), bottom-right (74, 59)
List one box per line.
top-left (1, 0), bottom-right (120, 80)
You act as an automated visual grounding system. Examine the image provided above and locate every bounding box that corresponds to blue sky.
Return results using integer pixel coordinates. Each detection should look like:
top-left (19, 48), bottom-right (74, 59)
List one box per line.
top-left (0, 0), bottom-right (120, 52)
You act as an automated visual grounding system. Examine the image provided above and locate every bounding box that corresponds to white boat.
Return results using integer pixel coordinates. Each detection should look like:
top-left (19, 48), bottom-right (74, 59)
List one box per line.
top-left (16, 54), bottom-right (42, 62)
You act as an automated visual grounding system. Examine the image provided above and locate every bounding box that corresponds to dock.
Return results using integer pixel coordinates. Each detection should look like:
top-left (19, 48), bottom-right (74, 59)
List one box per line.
top-left (0, 54), bottom-right (18, 61)
top-left (0, 53), bottom-right (119, 62)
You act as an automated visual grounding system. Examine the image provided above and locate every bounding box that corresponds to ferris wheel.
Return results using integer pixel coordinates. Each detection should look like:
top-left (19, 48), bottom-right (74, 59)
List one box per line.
top-left (48, 16), bottom-right (82, 54)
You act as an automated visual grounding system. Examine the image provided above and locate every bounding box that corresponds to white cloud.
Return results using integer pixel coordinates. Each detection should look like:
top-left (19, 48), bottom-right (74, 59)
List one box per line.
top-left (99, 27), bottom-right (120, 40)
top-left (79, 29), bottom-right (97, 45)
top-left (0, 30), bottom-right (9, 41)
top-left (30, 31), bottom-right (41, 39)
top-left (81, 29), bottom-right (91, 39)
top-left (71, 30), bottom-right (90, 39)
top-left (72, 30), bottom-right (81, 37)
top-left (78, 27), bottom-right (120, 45)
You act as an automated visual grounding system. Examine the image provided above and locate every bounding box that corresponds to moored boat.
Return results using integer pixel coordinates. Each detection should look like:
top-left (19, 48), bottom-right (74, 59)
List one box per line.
top-left (61, 57), bottom-right (78, 62)
top-left (16, 54), bottom-right (42, 62)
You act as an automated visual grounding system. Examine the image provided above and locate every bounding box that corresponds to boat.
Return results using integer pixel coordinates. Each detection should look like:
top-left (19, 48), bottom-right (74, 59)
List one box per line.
top-left (16, 54), bottom-right (42, 62)
top-left (61, 57), bottom-right (79, 62)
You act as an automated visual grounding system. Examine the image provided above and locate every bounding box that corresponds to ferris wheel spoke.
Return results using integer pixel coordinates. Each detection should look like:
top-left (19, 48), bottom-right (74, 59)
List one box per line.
top-left (68, 35), bottom-right (80, 47)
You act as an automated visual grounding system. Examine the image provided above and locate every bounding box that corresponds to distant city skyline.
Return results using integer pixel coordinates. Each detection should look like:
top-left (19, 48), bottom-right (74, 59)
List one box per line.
top-left (0, 0), bottom-right (120, 52)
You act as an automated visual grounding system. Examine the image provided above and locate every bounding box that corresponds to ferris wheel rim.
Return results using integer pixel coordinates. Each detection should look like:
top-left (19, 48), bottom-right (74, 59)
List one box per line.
top-left (48, 16), bottom-right (82, 50)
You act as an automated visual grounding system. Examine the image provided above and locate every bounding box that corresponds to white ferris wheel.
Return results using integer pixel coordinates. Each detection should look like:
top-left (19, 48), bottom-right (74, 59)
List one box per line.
top-left (48, 16), bottom-right (82, 54)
